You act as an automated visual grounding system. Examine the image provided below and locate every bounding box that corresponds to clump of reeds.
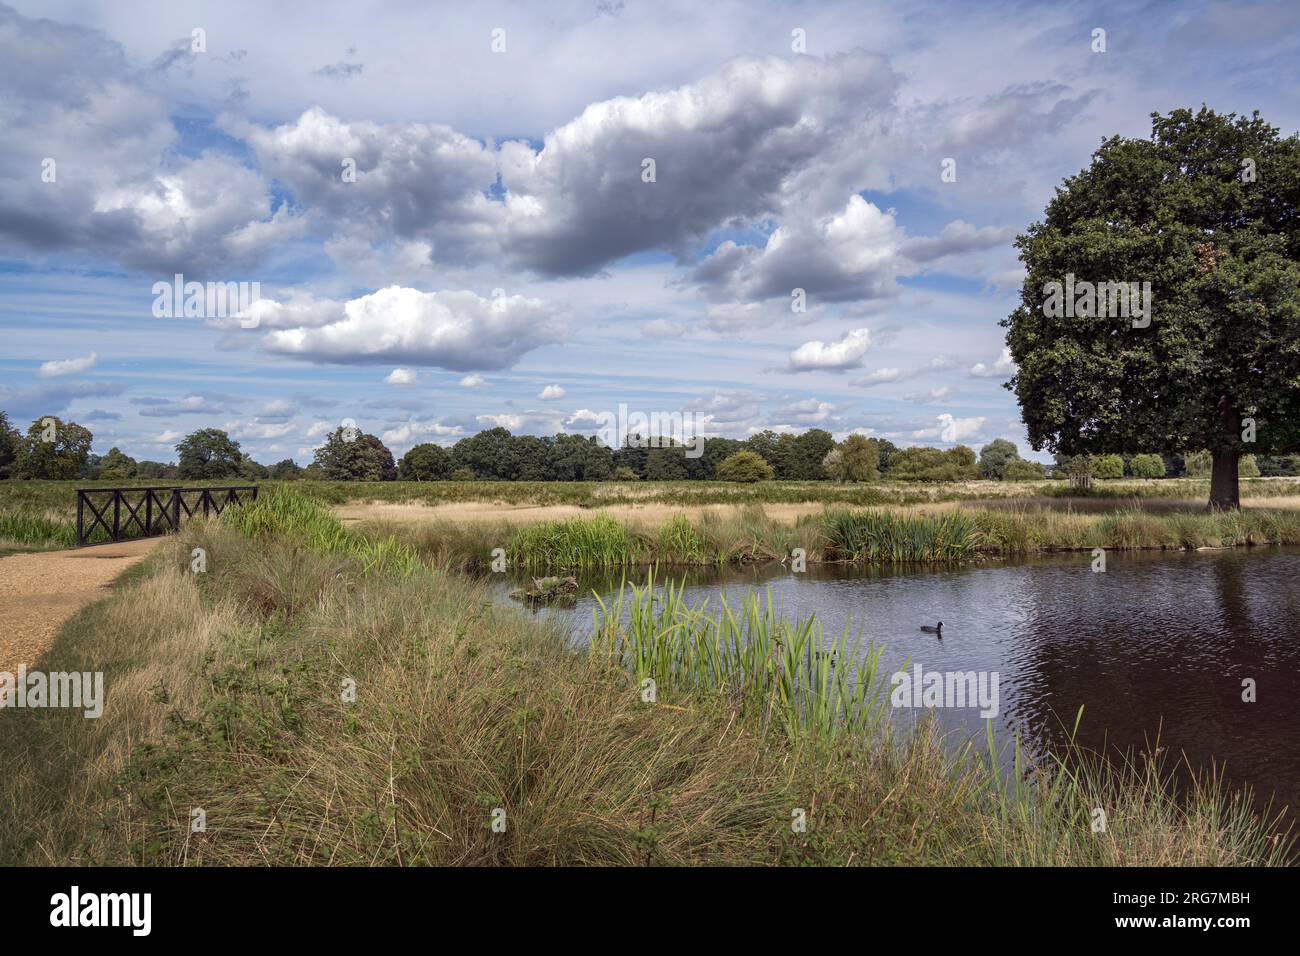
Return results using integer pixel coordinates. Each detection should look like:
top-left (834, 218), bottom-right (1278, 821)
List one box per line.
top-left (820, 508), bottom-right (979, 562)
top-left (655, 514), bottom-right (712, 564)
top-left (592, 577), bottom-right (887, 742)
top-left (507, 513), bottom-right (640, 569)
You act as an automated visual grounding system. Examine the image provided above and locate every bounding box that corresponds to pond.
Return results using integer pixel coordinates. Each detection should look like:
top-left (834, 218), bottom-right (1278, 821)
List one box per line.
top-left (489, 547), bottom-right (1300, 824)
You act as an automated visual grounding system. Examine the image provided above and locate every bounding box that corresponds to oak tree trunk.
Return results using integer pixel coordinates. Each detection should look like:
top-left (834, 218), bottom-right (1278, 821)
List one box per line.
top-left (1208, 448), bottom-right (1240, 511)
top-left (1208, 394), bottom-right (1241, 511)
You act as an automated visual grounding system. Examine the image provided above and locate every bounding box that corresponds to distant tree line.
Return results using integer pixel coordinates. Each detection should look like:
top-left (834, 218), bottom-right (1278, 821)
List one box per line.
top-left (3, 409), bottom-right (1298, 483)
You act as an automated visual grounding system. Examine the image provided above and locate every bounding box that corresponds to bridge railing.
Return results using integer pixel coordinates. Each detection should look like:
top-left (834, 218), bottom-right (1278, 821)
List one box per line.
top-left (75, 485), bottom-right (259, 547)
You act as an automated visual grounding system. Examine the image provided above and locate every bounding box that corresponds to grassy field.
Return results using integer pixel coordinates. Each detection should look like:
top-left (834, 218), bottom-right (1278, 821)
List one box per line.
top-left (4, 475), bottom-right (1299, 555)
top-left (0, 487), bottom-right (1288, 866)
top-left (4, 475), bottom-right (1300, 513)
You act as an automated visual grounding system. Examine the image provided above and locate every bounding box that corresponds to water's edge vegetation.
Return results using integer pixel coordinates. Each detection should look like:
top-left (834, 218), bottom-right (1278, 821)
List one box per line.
top-left (1, 488), bottom-right (1289, 866)
top-left (355, 502), bottom-right (1300, 572)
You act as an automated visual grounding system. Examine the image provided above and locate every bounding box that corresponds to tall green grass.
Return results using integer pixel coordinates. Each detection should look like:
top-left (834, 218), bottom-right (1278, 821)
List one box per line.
top-left (593, 578), bottom-right (887, 742)
top-left (0, 509), bottom-right (78, 549)
top-left (820, 509), bottom-right (980, 562)
top-left (225, 486), bottom-right (419, 574)
top-left (507, 514), bottom-right (640, 569)
top-left (655, 514), bottom-right (712, 564)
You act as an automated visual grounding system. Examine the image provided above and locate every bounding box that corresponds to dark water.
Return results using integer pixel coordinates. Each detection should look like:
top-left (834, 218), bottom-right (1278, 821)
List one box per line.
top-left (489, 548), bottom-right (1300, 823)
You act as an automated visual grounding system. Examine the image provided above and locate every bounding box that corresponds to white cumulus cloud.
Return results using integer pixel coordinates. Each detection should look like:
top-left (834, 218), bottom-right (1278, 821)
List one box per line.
top-left (259, 286), bottom-right (563, 371)
top-left (788, 327), bottom-right (872, 372)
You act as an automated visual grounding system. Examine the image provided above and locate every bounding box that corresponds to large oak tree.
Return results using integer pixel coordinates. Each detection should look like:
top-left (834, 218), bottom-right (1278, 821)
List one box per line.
top-left (1005, 108), bottom-right (1300, 509)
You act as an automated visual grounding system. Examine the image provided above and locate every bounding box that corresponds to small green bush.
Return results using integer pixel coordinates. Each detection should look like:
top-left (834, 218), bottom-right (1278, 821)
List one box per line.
top-left (1093, 454), bottom-right (1125, 479)
top-left (1129, 454), bottom-right (1166, 479)
top-left (1001, 459), bottom-right (1046, 480)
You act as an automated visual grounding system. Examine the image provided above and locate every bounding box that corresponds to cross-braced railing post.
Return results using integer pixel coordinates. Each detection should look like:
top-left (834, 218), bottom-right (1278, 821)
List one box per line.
top-left (73, 485), bottom-right (258, 547)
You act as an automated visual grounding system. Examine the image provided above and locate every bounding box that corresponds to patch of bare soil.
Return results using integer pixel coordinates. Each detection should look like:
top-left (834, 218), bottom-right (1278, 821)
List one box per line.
top-left (0, 538), bottom-right (159, 673)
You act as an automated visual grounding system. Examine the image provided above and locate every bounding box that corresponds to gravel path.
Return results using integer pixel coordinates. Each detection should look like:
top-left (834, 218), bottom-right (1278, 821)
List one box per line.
top-left (0, 538), bottom-right (159, 673)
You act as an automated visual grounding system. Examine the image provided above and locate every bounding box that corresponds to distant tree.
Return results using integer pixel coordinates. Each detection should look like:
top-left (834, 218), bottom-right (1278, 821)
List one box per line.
top-left (876, 438), bottom-right (898, 475)
top-left (399, 443), bottom-right (452, 481)
top-left (1093, 454), bottom-right (1125, 479)
top-left (644, 444), bottom-right (689, 480)
top-left (716, 450), bottom-right (774, 482)
top-left (1129, 453), bottom-right (1167, 478)
top-left (788, 429), bottom-right (836, 480)
top-left (449, 467), bottom-right (475, 481)
top-left (744, 430), bottom-right (784, 473)
top-left (1002, 458), bottom-right (1046, 480)
top-left (98, 447), bottom-right (138, 480)
top-left (950, 445), bottom-right (979, 475)
top-left (821, 449), bottom-right (845, 482)
top-left (698, 437), bottom-right (744, 480)
top-left (1239, 454), bottom-right (1260, 478)
top-left (888, 445), bottom-right (980, 482)
top-left (611, 466), bottom-right (640, 481)
top-left (611, 435), bottom-right (650, 479)
top-left (177, 428), bottom-right (243, 479)
top-left (765, 433), bottom-right (795, 478)
top-left (547, 434), bottom-right (612, 481)
top-left (314, 428), bottom-right (396, 481)
top-left (135, 460), bottom-right (168, 480)
top-left (0, 411), bottom-right (20, 478)
top-left (978, 439), bottom-right (1020, 480)
top-left (451, 427), bottom-right (517, 480)
top-left (512, 435), bottom-right (552, 481)
top-left (269, 459), bottom-right (304, 480)
top-left (239, 455), bottom-right (270, 479)
top-left (837, 434), bottom-right (880, 481)
top-left (14, 417), bottom-right (93, 479)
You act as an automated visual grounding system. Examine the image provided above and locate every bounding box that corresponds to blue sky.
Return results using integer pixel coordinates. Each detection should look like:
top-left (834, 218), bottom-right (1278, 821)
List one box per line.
top-left (2, 0), bottom-right (1298, 465)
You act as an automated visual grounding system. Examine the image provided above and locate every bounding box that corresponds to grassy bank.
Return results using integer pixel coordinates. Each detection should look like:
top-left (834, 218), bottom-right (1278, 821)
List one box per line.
top-left (0, 488), bottom-right (1289, 866)
top-left (356, 502), bottom-right (1300, 571)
